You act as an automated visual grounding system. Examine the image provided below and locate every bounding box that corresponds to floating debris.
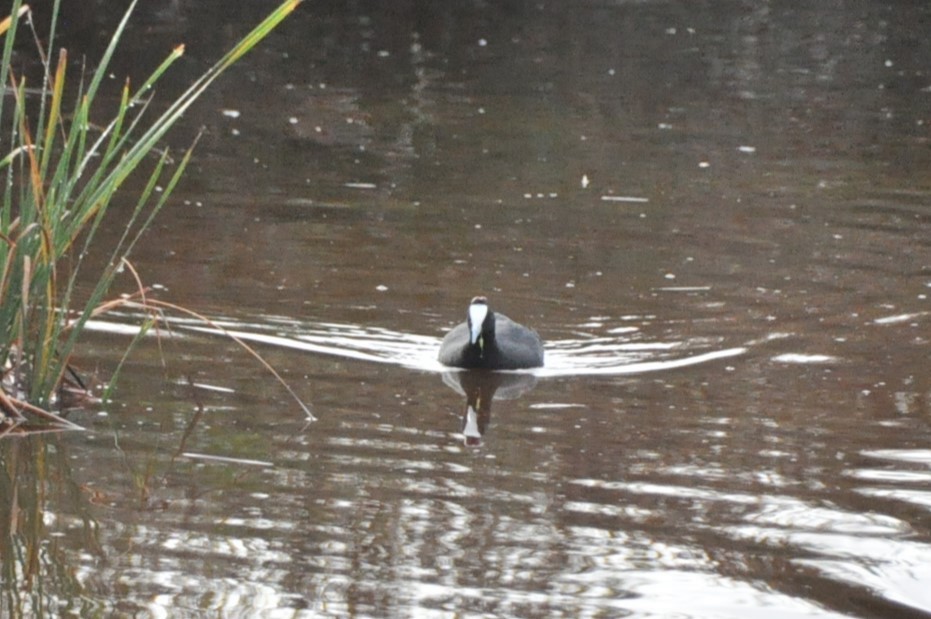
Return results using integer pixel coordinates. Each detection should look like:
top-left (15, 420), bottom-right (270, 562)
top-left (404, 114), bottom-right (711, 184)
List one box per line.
top-left (190, 382), bottom-right (235, 394)
top-left (600, 195), bottom-right (648, 203)
top-left (772, 354), bottom-right (839, 364)
top-left (182, 452), bottom-right (273, 467)
top-left (655, 286), bottom-right (712, 292)
top-left (874, 312), bottom-right (927, 325)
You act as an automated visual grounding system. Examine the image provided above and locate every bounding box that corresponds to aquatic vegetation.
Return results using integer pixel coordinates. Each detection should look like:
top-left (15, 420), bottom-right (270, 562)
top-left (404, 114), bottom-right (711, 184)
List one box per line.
top-left (0, 0), bottom-right (304, 427)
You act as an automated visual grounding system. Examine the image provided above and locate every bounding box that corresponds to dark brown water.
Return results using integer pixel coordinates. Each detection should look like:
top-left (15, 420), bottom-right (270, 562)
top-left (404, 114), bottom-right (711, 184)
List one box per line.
top-left (3, 1), bottom-right (930, 617)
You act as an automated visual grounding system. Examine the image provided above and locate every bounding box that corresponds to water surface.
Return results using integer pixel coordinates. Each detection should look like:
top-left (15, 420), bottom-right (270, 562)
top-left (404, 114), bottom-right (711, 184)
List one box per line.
top-left (3, 1), bottom-right (930, 617)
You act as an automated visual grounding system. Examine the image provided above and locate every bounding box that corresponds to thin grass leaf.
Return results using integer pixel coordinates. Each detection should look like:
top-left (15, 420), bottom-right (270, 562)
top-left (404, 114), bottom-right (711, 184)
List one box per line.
top-left (0, 145), bottom-right (34, 171)
top-left (0, 388), bottom-right (84, 431)
top-left (39, 48), bottom-right (67, 177)
top-left (0, 2), bottom-right (29, 125)
top-left (101, 313), bottom-right (157, 403)
top-left (131, 44), bottom-right (185, 104)
top-left (83, 0), bottom-right (139, 107)
top-left (122, 137), bottom-right (199, 261)
top-left (31, 0), bottom-right (63, 154)
top-left (147, 298), bottom-right (315, 421)
top-left (221, 0), bottom-right (302, 68)
top-left (56, 151), bottom-right (174, 369)
top-left (55, 150), bottom-right (177, 392)
top-left (83, 0), bottom-right (303, 212)
top-left (12, 76), bottom-right (47, 218)
top-left (0, 5), bottom-right (30, 38)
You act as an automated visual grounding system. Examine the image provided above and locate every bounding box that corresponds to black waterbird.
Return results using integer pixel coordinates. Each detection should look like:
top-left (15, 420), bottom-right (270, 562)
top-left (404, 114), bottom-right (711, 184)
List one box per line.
top-left (438, 296), bottom-right (544, 369)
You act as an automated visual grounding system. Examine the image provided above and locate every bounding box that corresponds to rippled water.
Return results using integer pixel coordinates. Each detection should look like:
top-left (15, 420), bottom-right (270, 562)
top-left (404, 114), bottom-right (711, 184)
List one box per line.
top-left (87, 310), bottom-right (748, 376)
top-left (3, 0), bottom-right (930, 617)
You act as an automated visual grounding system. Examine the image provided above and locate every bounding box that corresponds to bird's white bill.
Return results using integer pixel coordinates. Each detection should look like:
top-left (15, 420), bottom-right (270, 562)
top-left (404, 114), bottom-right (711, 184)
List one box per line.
top-left (468, 302), bottom-right (488, 344)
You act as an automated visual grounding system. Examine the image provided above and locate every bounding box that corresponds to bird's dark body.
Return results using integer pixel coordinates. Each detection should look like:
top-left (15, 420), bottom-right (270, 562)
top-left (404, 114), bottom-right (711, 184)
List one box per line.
top-left (438, 302), bottom-right (544, 370)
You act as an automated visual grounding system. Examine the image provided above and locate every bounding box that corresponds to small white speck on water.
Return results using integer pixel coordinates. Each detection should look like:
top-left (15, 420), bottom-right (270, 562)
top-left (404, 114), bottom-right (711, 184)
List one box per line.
top-left (231, 128), bottom-right (240, 136)
top-left (221, 109), bottom-right (241, 119)
top-left (288, 117), bottom-right (299, 125)
top-left (665, 273), bottom-right (676, 280)
top-left (581, 174), bottom-right (590, 188)
top-left (478, 38), bottom-right (488, 47)
top-left (699, 161), bottom-right (710, 168)
top-left (376, 285), bottom-right (388, 292)
top-left (737, 145), bottom-right (756, 153)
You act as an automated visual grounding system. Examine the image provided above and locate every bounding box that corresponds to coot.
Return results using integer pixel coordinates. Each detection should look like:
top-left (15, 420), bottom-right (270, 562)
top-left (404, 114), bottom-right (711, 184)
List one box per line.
top-left (438, 296), bottom-right (544, 369)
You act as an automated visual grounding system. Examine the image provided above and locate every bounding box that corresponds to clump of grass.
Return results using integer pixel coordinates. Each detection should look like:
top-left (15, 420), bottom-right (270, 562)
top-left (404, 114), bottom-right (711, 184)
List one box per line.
top-left (0, 0), bottom-right (307, 427)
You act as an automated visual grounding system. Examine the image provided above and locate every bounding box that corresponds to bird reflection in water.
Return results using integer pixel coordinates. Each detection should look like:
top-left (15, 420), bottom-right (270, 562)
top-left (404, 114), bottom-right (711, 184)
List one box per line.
top-left (441, 371), bottom-right (537, 446)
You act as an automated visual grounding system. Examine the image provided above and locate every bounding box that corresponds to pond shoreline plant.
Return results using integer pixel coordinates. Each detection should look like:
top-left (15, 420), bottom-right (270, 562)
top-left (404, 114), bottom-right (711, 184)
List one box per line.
top-left (0, 0), bottom-right (311, 431)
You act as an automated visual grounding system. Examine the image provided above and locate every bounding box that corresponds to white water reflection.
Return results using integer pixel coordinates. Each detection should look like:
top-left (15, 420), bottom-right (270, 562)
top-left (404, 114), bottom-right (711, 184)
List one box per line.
top-left (852, 449), bottom-right (931, 512)
top-left (86, 313), bottom-right (748, 377)
top-left (72, 307), bottom-right (930, 617)
top-left (573, 476), bottom-right (931, 615)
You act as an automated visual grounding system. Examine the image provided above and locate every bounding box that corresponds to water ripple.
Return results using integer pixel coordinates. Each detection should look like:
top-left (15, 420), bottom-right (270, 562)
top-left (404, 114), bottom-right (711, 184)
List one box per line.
top-left (87, 312), bottom-right (747, 377)
top-left (850, 449), bottom-right (931, 513)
